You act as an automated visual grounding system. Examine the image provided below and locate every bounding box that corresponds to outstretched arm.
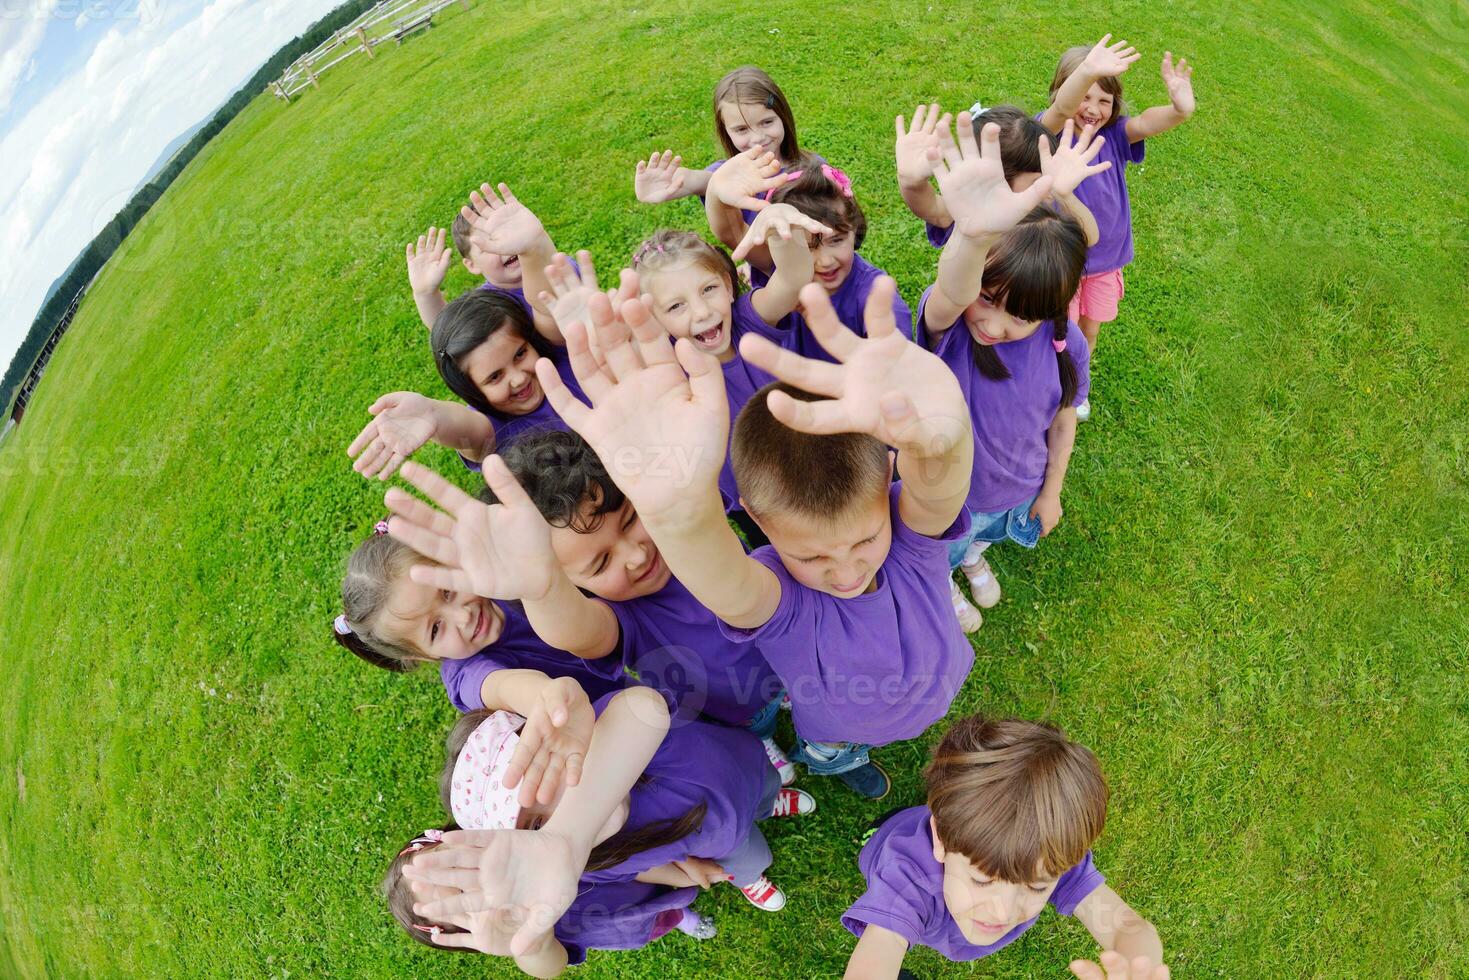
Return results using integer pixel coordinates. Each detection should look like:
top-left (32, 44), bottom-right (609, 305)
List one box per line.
top-left (1040, 119), bottom-right (1112, 246)
top-left (704, 147), bottom-right (786, 268)
top-left (348, 392), bottom-right (496, 480)
top-left (1041, 33), bottom-right (1141, 133)
top-left (384, 459), bottom-right (621, 659)
top-left (1125, 52), bottom-right (1196, 142)
top-left (460, 183), bottom-right (564, 345)
top-left (844, 925), bottom-right (910, 979)
top-left (739, 279), bottom-right (974, 537)
top-left (537, 286), bottom-right (783, 630)
top-left (1073, 883), bottom-right (1165, 968)
top-left (895, 104), bottom-right (953, 228)
top-left (732, 203), bottom-right (832, 324)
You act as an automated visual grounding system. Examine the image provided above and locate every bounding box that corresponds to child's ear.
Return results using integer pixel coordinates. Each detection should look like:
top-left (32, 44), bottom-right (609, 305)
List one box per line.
top-left (929, 813), bottom-right (947, 862)
top-left (462, 256), bottom-right (478, 275)
top-left (738, 498), bottom-right (769, 537)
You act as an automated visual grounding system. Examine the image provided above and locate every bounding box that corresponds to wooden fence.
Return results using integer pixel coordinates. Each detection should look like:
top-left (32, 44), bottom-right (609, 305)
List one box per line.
top-left (272, 0), bottom-right (470, 102)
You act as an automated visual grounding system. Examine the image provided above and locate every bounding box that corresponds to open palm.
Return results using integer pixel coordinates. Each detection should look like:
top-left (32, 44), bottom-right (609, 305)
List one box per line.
top-left (461, 182), bottom-right (546, 257)
top-left (383, 458), bottom-right (560, 603)
top-left (895, 103), bottom-right (946, 184)
top-left (1082, 33), bottom-right (1140, 79)
top-left (634, 149), bottom-right (686, 204)
top-left (708, 146), bottom-right (784, 211)
top-left (1040, 119), bottom-right (1112, 196)
top-left (932, 114), bottom-right (1055, 239)
top-left (347, 391), bottom-right (437, 480)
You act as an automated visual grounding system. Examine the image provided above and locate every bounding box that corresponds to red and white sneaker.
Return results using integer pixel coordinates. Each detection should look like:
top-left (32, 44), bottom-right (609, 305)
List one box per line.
top-left (736, 875), bottom-right (786, 911)
top-left (763, 737), bottom-right (797, 787)
top-left (770, 787), bottom-right (816, 818)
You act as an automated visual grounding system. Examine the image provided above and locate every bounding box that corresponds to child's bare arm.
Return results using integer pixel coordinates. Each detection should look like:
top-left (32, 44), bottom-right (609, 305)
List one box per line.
top-left (1039, 119), bottom-right (1112, 246)
top-left (348, 393), bottom-right (496, 480)
top-left (844, 925), bottom-right (910, 979)
top-left (476, 671), bottom-right (597, 808)
top-left (739, 279), bottom-right (973, 537)
top-left (1074, 884), bottom-right (1165, 962)
top-left (1126, 52), bottom-right (1196, 141)
top-left (384, 459), bottom-right (621, 659)
top-left (1041, 33), bottom-right (1141, 132)
top-left (538, 288), bottom-right (783, 630)
top-left (896, 104), bottom-right (953, 228)
top-left (705, 147), bottom-right (785, 268)
top-left (732, 203), bottom-right (832, 324)
top-left (407, 226), bottom-right (453, 329)
top-left (1031, 406), bottom-right (1078, 537)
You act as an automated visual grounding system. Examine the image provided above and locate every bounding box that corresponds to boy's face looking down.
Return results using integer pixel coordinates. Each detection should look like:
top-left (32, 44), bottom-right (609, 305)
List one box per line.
top-left (931, 815), bottom-right (1062, 945)
top-left (748, 489), bottom-right (892, 598)
top-left (547, 492), bottom-right (672, 602)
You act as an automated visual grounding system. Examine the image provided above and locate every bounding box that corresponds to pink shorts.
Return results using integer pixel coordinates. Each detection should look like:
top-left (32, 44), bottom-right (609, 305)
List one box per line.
top-left (1068, 269), bottom-right (1125, 324)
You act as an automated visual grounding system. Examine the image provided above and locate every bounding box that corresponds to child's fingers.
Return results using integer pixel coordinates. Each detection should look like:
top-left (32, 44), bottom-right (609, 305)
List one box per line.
top-left (625, 300), bottom-right (676, 367)
top-left (798, 281), bottom-right (865, 360)
top-left (497, 182), bottom-right (518, 207)
top-left (377, 452), bottom-right (406, 481)
top-left (536, 753), bottom-right (566, 805)
top-left (405, 863), bottom-right (481, 893)
top-left (737, 333), bottom-right (844, 398)
top-left (895, 114), bottom-right (908, 140)
top-left (481, 455), bottom-right (539, 514)
top-left (673, 337), bottom-right (727, 407)
top-left (975, 120), bottom-right (1000, 163)
top-left (347, 420), bottom-right (379, 457)
top-left (386, 514), bottom-right (459, 565)
top-left (536, 351), bottom-right (596, 430)
top-left (576, 249), bottom-right (599, 291)
top-left (399, 460), bottom-right (477, 513)
top-left (1068, 961), bottom-right (1106, 980)
top-left (427, 930), bottom-right (480, 951)
top-left (766, 390), bottom-right (855, 436)
top-left (408, 563), bottom-right (475, 595)
top-left (562, 747), bottom-right (584, 788)
top-left (384, 483), bottom-right (456, 534)
top-left (860, 277), bottom-right (900, 342)
top-left (351, 438), bottom-right (387, 475)
top-left (1087, 159), bottom-right (1113, 177)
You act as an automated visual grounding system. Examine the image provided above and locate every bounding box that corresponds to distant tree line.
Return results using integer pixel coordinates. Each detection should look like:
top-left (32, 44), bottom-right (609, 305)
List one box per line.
top-left (2, 0), bottom-right (378, 417)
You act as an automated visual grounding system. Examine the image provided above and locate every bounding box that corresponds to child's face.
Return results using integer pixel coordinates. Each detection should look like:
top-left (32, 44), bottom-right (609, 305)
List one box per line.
top-left (644, 261), bottom-right (736, 359)
top-left (383, 577), bottom-right (504, 660)
top-left (719, 100), bottom-right (786, 159)
top-left (931, 819), bottom-right (1062, 946)
top-left (754, 491), bottom-right (891, 598)
top-left (1073, 82), bottom-right (1115, 130)
top-left (465, 242), bottom-right (522, 288)
top-left (548, 494), bottom-right (671, 601)
top-left (460, 327), bottom-right (544, 416)
top-left (962, 292), bottom-right (1044, 347)
top-left (809, 226), bottom-right (856, 293)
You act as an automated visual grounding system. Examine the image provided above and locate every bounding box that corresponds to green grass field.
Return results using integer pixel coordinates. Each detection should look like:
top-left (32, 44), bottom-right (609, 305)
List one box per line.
top-left (2, 1), bottom-right (1466, 975)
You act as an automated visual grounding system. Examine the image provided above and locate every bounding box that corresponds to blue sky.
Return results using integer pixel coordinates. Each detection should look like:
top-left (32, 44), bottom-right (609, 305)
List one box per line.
top-left (0, 0), bottom-right (343, 371)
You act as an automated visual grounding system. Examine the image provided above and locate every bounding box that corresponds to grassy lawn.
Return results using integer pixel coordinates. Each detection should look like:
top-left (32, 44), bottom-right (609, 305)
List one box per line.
top-left (2, 0), bottom-right (1466, 975)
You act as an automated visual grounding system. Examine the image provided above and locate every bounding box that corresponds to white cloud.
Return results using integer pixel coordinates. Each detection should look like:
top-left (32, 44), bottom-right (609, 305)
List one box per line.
top-left (0, 0), bottom-right (59, 116)
top-left (74, 10), bottom-right (90, 30)
top-left (0, 0), bottom-right (344, 367)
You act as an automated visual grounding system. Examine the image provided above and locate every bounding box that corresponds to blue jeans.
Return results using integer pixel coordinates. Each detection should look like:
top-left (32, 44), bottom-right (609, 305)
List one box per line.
top-left (742, 691), bottom-right (785, 741)
top-left (789, 739), bottom-right (874, 776)
top-left (947, 494), bottom-right (1043, 568)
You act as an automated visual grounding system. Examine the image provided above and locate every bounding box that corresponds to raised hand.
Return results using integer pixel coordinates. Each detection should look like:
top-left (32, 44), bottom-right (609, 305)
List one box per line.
top-left (1160, 51), bottom-right (1195, 115)
top-left (347, 391), bottom-right (438, 480)
top-left (460, 183), bottom-right (548, 258)
top-left (707, 146), bottom-right (785, 212)
top-left (505, 676), bottom-right (595, 808)
top-left (895, 103), bottom-right (948, 186)
top-left (931, 114), bottom-right (1056, 239)
top-left (536, 286), bottom-right (730, 524)
top-left (739, 279), bottom-right (969, 458)
top-left (384, 458), bottom-right (562, 603)
top-left (731, 202), bottom-right (833, 262)
top-left (539, 250), bottom-right (601, 336)
top-left (404, 829), bottom-right (584, 956)
top-left (406, 226), bottom-right (453, 296)
top-left (1082, 33), bottom-right (1141, 79)
top-left (634, 149), bottom-right (687, 204)
top-left (1040, 119), bottom-right (1112, 197)
top-left (1069, 951), bottom-right (1171, 980)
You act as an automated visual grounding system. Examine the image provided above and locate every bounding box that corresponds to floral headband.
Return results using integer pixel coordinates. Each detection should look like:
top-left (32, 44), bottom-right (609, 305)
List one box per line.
top-left (397, 828), bottom-right (446, 857)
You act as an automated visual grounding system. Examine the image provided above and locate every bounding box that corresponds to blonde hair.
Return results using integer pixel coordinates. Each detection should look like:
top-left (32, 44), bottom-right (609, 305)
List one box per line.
top-left (1049, 46), bottom-right (1126, 128)
top-left (630, 229), bottom-right (740, 295)
top-left (925, 715), bottom-right (1107, 881)
top-left (335, 534), bottom-right (431, 671)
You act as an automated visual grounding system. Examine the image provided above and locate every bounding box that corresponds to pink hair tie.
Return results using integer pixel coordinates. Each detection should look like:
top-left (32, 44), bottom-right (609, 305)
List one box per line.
top-left (820, 164), bottom-right (853, 198)
top-left (334, 614), bottom-right (352, 636)
top-left (1052, 339), bottom-right (1068, 353)
top-left (374, 520), bottom-right (390, 535)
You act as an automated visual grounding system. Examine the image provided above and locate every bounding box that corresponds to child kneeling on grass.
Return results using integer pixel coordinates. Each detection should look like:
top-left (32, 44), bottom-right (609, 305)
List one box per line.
top-left (841, 714), bottom-right (1167, 979)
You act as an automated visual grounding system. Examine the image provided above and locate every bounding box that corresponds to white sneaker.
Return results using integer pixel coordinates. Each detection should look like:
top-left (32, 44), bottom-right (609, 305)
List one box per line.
top-left (763, 737), bottom-right (797, 786)
top-left (961, 553), bottom-right (1002, 608)
top-left (737, 875), bottom-right (787, 911)
top-left (1076, 398), bottom-right (1092, 421)
top-left (949, 577), bottom-right (983, 633)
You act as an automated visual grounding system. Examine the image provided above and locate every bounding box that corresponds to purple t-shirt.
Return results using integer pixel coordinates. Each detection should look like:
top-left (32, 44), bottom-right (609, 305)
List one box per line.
top-left (1067, 115), bottom-right (1145, 274)
top-left (612, 573), bottom-right (781, 726)
top-left (580, 700), bottom-right (771, 883)
top-left (438, 601), bottom-right (627, 712)
top-left (920, 286), bottom-right (1090, 515)
top-left (718, 483), bottom-right (973, 745)
top-left (459, 344), bottom-right (583, 471)
top-left (705, 152), bottom-right (828, 288)
top-left (475, 280), bottom-right (531, 315)
top-left (717, 299), bottom-right (781, 510)
top-left (842, 805), bottom-right (1104, 961)
top-left (557, 878), bottom-right (695, 964)
top-left (759, 254), bottom-right (915, 364)
top-left (926, 221), bottom-right (955, 249)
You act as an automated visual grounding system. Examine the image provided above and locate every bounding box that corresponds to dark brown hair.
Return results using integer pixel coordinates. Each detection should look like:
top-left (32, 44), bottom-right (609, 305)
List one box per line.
top-left (925, 715), bottom-right (1107, 881)
top-left (430, 290), bottom-right (552, 420)
top-left (1049, 46), bottom-right (1126, 128)
top-left (484, 429), bottom-right (626, 532)
top-left (631, 229), bottom-right (741, 297)
top-left (971, 207), bottom-right (1088, 408)
top-left (440, 708), bottom-right (706, 872)
top-left (713, 66), bottom-right (801, 163)
top-left (334, 533), bottom-right (431, 672)
top-left (768, 166), bottom-right (867, 250)
top-left (450, 212), bottom-right (474, 259)
top-left (973, 105), bottom-right (1057, 182)
top-left (731, 382), bottom-right (890, 522)
top-left (383, 825), bottom-right (480, 953)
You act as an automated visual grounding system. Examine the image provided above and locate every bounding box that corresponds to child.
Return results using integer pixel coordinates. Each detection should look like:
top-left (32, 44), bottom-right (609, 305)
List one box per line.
top-left (535, 257), bottom-right (1061, 797)
top-left (840, 715), bottom-right (1166, 978)
top-left (920, 114), bottom-right (1094, 631)
top-left (715, 162), bottom-right (913, 362)
top-left (896, 103), bottom-right (1104, 249)
top-left (381, 447), bottom-right (799, 787)
top-left (1040, 35), bottom-right (1197, 417)
top-left (404, 183), bottom-right (563, 333)
top-left (333, 522), bottom-right (628, 721)
top-left (389, 685), bottom-right (722, 972)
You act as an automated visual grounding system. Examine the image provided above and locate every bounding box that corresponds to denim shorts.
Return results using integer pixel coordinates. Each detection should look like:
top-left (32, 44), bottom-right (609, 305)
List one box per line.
top-left (742, 690), bottom-right (785, 741)
top-left (947, 494), bottom-right (1043, 567)
top-left (789, 739), bottom-right (873, 776)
